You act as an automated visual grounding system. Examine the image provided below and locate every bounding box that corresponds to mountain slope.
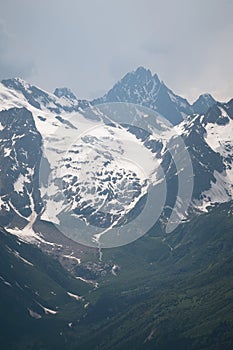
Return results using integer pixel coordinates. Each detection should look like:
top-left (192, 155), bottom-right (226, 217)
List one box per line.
top-left (192, 93), bottom-right (216, 114)
top-left (92, 67), bottom-right (217, 125)
top-left (0, 107), bottom-right (43, 226)
top-left (1, 77), bottom-right (90, 113)
top-left (2, 200), bottom-right (233, 350)
top-left (0, 225), bottom-right (92, 350)
top-left (70, 201), bottom-right (233, 350)
top-left (0, 70), bottom-right (232, 350)
top-left (175, 100), bottom-right (233, 210)
top-left (0, 76), bottom-right (232, 244)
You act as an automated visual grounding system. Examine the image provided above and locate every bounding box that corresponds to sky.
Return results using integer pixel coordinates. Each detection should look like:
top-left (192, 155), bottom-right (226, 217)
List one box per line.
top-left (0, 0), bottom-right (233, 103)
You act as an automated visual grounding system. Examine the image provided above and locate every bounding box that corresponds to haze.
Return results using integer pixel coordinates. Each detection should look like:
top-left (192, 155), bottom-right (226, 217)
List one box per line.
top-left (1, 0), bottom-right (233, 102)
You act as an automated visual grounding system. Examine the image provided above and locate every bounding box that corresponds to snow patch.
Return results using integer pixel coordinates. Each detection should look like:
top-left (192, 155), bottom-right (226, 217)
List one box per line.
top-left (75, 276), bottom-right (98, 288)
top-left (63, 255), bottom-right (81, 264)
top-left (12, 250), bottom-right (34, 266)
top-left (28, 309), bottom-right (42, 319)
top-left (0, 276), bottom-right (12, 287)
top-left (67, 292), bottom-right (84, 301)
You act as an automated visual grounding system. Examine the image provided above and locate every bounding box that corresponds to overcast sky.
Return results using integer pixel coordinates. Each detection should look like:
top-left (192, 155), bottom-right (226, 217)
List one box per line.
top-left (1, 0), bottom-right (233, 102)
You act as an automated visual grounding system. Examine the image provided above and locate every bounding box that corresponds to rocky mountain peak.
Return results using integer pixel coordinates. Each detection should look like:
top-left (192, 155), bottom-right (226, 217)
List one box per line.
top-left (54, 87), bottom-right (77, 100)
top-left (1, 77), bottom-right (30, 92)
top-left (192, 93), bottom-right (216, 114)
top-left (92, 67), bottom-right (193, 124)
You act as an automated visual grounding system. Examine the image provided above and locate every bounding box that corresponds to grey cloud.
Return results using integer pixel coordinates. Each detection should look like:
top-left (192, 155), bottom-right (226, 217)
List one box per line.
top-left (0, 0), bottom-right (232, 102)
top-left (142, 41), bottom-right (173, 55)
top-left (0, 21), bottom-right (35, 80)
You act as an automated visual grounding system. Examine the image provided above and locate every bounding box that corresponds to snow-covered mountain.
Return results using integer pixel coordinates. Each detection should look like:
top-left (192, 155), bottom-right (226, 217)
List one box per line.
top-left (0, 68), bottom-right (232, 250)
top-left (1, 77), bottom-right (91, 114)
top-left (0, 67), bottom-right (233, 350)
top-left (92, 67), bottom-right (216, 124)
top-left (175, 101), bottom-right (233, 210)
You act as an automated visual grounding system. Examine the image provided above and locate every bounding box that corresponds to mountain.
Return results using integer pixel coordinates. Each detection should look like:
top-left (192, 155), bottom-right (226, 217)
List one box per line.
top-left (1, 77), bottom-right (90, 114)
top-left (54, 87), bottom-right (78, 100)
top-left (92, 67), bottom-right (216, 124)
top-left (1, 201), bottom-right (233, 349)
top-left (72, 201), bottom-right (233, 350)
top-left (0, 107), bottom-right (43, 227)
top-left (0, 72), bottom-right (232, 243)
top-left (0, 69), bottom-right (233, 349)
top-left (175, 100), bottom-right (233, 210)
top-left (0, 224), bottom-right (92, 350)
top-left (192, 93), bottom-right (216, 114)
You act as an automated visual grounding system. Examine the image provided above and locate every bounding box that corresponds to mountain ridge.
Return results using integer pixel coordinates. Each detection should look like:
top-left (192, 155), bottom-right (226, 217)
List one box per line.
top-left (92, 66), bottom-right (217, 124)
top-left (0, 70), bottom-right (232, 236)
top-left (0, 69), bottom-right (233, 349)
top-left (1, 66), bottom-right (220, 124)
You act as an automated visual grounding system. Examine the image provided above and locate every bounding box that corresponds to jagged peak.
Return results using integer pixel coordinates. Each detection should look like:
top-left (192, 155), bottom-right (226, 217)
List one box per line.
top-left (134, 66), bottom-right (152, 76)
top-left (1, 77), bottom-right (50, 97)
top-left (1, 77), bottom-right (30, 90)
top-left (195, 93), bottom-right (215, 103)
top-left (54, 87), bottom-right (77, 100)
top-left (192, 93), bottom-right (216, 115)
top-left (123, 66), bottom-right (160, 85)
top-left (193, 93), bottom-right (216, 106)
top-left (201, 93), bottom-right (213, 98)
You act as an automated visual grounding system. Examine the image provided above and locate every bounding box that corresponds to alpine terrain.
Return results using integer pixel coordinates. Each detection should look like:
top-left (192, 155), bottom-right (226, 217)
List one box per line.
top-left (0, 67), bottom-right (233, 350)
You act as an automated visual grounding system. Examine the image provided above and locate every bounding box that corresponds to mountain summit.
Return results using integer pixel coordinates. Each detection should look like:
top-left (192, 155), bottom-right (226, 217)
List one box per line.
top-left (54, 87), bottom-right (78, 101)
top-left (0, 69), bottom-right (232, 350)
top-left (92, 67), bottom-right (218, 125)
top-left (0, 73), bottom-right (232, 234)
top-left (192, 93), bottom-right (216, 114)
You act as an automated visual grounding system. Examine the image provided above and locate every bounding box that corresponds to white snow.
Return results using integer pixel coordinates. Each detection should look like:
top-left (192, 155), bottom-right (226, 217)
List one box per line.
top-left (13, 168), bottom-right (34, 195)
top-left (219, 107), bottom-right (228, 117)
top-left (205, 118), bottom-right (233, 156)
top-left (0, 196), bottom-right (10, 211)
top-left (40, 115), bottom-right (159, 234)
top-left (174, 111), bottom-right (233, 212)
top-left (13, 174), bottom-right (25, 193)
top-left (167, 90), bottom-right (178, 104)
top-left (4, 147), bottom-right (11, 157)
top-left (202, 171), bottom-right (232, 205)
top-left (75, 276), bottom-right (98, 288)
top-left (63, 255), bottom-right (81, 264)
top-left (1, 76), bottom-right (232, 244)
top-left (40, 198), bottom-right (62, 225)
top-left (28, 308), bottom-right (42, 319)
top-left (36, 302), bottom-right (57, 315)
top-left (111, 264), bottom-right (119, 276)
top-left (67, 291), bottom-right (84, 301)
top-left (13, 250), bottom-right (34, 266)
top-left (0, 276), bottom-right (12, 287)
top-left (203, 116), bottom-right (233, 205)
top-left (7, 226), bottom-right (62, 248)
top-left (7, 227), bottom-right (40, 244)
top-left (41, 305), bottom-right (57, 315)
top-left (0, 81), bottom-right (82, 142)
